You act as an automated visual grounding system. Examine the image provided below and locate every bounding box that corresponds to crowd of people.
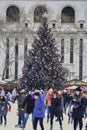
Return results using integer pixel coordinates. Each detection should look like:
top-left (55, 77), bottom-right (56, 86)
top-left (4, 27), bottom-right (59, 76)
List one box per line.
top-left (0, 86), bottom-right (87, 130)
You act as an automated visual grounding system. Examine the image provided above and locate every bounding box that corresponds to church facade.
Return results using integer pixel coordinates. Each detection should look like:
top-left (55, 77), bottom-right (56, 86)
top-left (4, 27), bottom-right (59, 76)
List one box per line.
top-left (0, 0), bottom-right (87, 81)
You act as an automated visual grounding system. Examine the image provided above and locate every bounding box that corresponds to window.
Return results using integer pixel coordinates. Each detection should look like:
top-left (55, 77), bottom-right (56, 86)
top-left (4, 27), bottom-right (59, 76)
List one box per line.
top-left (52, 23), bottom-right (55, 28)
top-left (15, 38), bottom-right (18, 79)
top-left (61, 6), bottom-right (75, 23)
top-left (6, 6), bottom-right (20, 22)
top-left (70, 39), bottom-right (74, 63)
top-left (25, 23), bottom-right (28, 28)
top-left (80, 23), bottom-right (83, 29)
top-left (61, 39), bottom-right (64, 63)
top-left (6, 38), bottom-right (9, 79)
top-left (34, 6), bottom-right (47, 23)
top-left (79, 39), bottom-right (83, 80)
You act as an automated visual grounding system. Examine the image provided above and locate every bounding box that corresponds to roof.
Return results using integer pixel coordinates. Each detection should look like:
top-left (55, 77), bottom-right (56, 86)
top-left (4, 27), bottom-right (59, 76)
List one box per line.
top-left (64, 79), bottom-right (87, 87)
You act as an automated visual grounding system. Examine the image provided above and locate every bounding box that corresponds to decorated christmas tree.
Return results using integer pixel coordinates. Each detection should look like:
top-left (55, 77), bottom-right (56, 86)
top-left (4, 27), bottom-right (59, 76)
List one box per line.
top-left (21, 22), bottom-right (67, 90)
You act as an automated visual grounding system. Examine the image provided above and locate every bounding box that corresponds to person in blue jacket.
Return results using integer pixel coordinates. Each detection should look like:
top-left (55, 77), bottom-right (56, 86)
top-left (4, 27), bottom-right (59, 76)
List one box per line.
top-left (33, 90), bottom-right (46, 130)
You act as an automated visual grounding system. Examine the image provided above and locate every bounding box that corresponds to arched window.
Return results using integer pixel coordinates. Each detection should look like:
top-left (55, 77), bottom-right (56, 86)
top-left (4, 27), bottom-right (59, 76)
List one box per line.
top-left (34, 6), bottom-right (47, 23)
top-left (6, 6), bottom-right (20, 22)
top-left (61, 6), bottom-right (75, 23)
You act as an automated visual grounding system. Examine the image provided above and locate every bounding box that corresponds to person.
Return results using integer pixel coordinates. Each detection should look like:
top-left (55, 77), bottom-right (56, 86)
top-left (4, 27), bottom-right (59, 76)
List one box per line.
top-left (50, 89), bottom-right (63, 130)
top-left (0, 93), bottom-right (11, 125)
top-left (72, 86), bottom-right (84, 130)
top-left (83, 92), bottom-right (87, 118)
top-left (21, 90), bottom-right (35, 128)
top-left (15, 88), bottom-right (26, 128)
top-left (62, 89), bottom-right (68, 114)
top-left (58, 90), bottom-right (64, 121)
top-left (45, 88), bottom-right (53, 123)
top-left (6, 92), bottom-right (12, 101)
top-left (67, 103), bottom-right (73, 123)
top-left (11, 88), bottom-right (17, 101)
top-left (67, 92), bottom-right (73, 123)
top-left (33, 90), bottom-right (46, 130)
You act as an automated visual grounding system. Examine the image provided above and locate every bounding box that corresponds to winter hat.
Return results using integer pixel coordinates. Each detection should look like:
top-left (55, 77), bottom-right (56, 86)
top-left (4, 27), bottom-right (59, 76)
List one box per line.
top-left (75, 86), bottom-right (82, 92)
top-left (34, 90), bottom-right (40, 96)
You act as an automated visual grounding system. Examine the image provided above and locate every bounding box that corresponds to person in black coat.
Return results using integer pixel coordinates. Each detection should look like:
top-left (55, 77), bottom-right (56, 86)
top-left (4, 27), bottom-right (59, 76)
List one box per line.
top-left (21, 92), bottom-right (35, 128)
top-left (72, 87), bottom-right (84, 130)
top-left (15, 88), bottom-right (26, 128)
top-left (50, 89), bottom-right (63, 130)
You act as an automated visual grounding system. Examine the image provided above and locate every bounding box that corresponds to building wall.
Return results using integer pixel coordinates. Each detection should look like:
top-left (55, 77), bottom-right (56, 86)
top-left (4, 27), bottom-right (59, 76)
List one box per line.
top-left (0, 0), bottom-right (87, 81)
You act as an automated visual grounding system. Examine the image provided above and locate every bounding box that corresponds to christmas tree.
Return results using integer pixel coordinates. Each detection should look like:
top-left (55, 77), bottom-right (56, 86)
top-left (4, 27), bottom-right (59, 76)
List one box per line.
top-left (21, 22), bottom-right (67, 90)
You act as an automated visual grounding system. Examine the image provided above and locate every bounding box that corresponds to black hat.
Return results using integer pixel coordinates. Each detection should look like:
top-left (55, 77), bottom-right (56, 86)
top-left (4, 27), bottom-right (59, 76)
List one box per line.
top-left (75, 86), bottom-right (82, 91)
top-left (34, 91), bottom-right (40, 96)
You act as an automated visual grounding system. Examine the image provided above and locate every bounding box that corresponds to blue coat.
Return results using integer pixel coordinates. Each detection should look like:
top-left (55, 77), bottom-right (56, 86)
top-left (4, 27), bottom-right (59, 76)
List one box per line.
top-left (34, 93), bottom-right (45, 118)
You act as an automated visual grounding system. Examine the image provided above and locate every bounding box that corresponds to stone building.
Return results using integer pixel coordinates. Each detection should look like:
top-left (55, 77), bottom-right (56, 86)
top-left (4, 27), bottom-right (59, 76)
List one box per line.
top-left (0, 0), bottom-right (87, 81)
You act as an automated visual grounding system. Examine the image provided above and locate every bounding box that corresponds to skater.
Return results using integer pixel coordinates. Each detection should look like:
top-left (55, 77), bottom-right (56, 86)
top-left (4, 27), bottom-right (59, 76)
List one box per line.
top-left (21, 90), bottom-right (35, 128)
top-left (72, 87), bottom-right (84, 130)
top-left (50, 89), bottom-right (63, 130)
top-left (33, 90), bottom-right (46, 130)
top-left (0, 93), bottom-right (11, 125)
top-left (15, 88), bottom-right (26, 128)
top-left (45, 88), bottom-right (53, 123)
